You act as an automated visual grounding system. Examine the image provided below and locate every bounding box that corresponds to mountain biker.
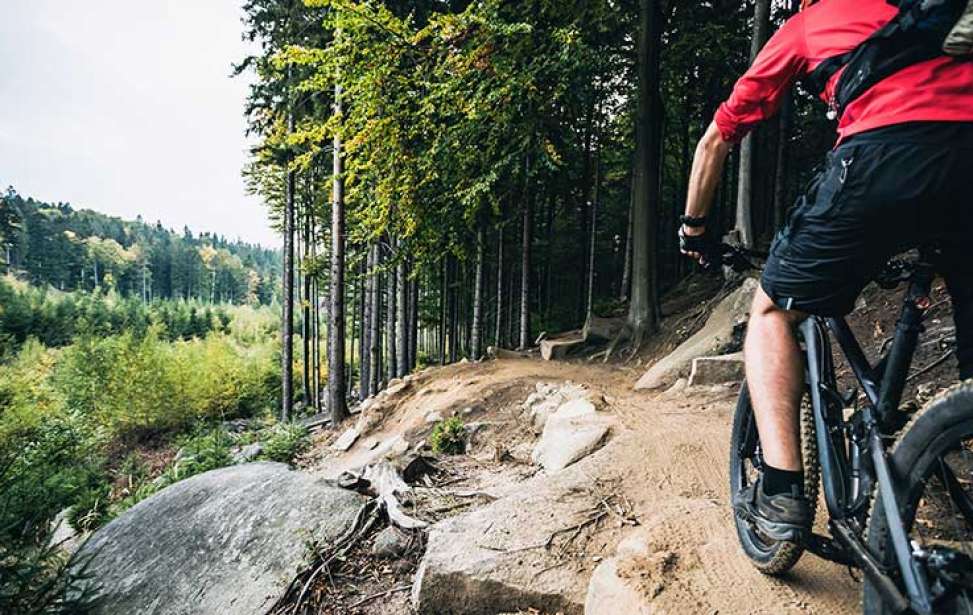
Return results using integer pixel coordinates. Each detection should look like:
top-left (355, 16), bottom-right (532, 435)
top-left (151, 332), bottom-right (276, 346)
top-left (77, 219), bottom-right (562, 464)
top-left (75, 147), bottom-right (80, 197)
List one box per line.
top-left (680, 0), bottom-right (973, 542)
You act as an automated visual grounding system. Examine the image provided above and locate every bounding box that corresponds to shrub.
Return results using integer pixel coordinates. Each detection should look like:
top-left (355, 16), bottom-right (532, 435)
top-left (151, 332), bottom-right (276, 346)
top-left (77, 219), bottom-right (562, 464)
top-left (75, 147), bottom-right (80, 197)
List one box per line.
top-left (258, 422), bottom-right (310, 464)
top-left (430, 417), bottom-right (466, 455)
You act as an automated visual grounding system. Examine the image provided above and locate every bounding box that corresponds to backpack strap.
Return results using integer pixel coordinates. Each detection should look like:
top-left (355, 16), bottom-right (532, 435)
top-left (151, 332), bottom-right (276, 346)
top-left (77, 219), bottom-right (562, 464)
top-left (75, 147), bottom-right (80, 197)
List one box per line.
top-left (802, 0), bottom-right (940, 120)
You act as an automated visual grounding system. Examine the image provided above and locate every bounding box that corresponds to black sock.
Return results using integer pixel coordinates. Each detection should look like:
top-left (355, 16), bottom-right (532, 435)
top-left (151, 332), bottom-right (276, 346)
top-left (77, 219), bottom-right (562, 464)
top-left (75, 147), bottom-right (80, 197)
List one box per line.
top-left (763, 465), bottom-right (804, 497)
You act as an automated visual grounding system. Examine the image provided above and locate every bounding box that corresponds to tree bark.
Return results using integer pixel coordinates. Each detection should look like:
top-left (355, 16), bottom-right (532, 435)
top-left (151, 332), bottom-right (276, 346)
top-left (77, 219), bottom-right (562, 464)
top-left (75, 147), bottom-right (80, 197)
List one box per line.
top-left (439, 256), bottom-right (447, 365)
top-left (302, 203), bottom-right (312, 406)
top-left (369, 244), bottom-right (381, 394)
top-left (471, 225), bottom-right (485, 360)
top-left (360, 246), bottom-right (372, 400)
top-left (518, 158), bottom-right (533, 350)
top-left (396, 253), bottom-right (408, 377)
top-left (494, 226), bottom-right (504, 348)
top-left (628, 0), bottom-right (664, 338)
top-left (281, 106), bottom-right (296, 422)
top-left (734, 0), bottom-right (771, 248)
top-left (586, 135), bottom-right (601, 317)
top-left (387, 239), bottom-right (398, 382)
top-left (328, 80), bottom-right (348, 423)
top-left (620, 167), bottom-right (634, 302)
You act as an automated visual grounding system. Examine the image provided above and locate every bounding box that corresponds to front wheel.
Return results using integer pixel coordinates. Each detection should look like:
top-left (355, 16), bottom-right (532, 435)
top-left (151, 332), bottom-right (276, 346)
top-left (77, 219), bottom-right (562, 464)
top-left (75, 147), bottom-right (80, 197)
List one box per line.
top-left (729, 381), bottom-right (820, 575)
top-left (863, 381), bottom-right (973, 614)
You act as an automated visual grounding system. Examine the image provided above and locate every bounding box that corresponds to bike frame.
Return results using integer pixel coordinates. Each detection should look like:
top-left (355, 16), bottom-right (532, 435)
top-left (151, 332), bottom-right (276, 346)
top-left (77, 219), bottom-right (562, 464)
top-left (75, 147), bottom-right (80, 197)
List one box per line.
top-left (801, 255), bottom-right (938, 614)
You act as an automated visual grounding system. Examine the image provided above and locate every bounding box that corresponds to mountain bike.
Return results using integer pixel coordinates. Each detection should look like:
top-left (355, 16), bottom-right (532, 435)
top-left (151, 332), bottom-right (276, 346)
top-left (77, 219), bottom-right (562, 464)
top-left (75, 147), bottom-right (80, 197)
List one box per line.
top-left (724, 243), bottom-right (973, 614)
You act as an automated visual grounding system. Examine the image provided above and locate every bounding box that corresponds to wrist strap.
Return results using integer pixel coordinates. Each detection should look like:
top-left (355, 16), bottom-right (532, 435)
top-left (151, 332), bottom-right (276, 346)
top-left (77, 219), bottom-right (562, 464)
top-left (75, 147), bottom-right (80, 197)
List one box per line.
top-left (680, 214), bottom-right (707, 228)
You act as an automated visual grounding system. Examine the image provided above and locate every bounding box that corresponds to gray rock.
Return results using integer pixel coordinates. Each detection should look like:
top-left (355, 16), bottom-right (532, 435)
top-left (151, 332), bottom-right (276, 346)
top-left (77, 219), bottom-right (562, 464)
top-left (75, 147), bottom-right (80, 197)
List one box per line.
top-left (372, 526), bottom-right (412, 559)
top-left (635, 277), bottom-right (757, 390)
top-left (687, 352), bottom-right (745, 387)
top-left (531, 399), bottom-right (613, 472)
top-left (232, 442), bottom-right (263, 463)
top-left (331, 427), bottom-right (360, 452)
top-left (425, 411), bottom-right (444, 424)
top-left (49, 508), bottom-right (83, 556)
top-left (413, 436), bottom-right (630, 615)
top-left (74, 462), bottom-right (367, 615)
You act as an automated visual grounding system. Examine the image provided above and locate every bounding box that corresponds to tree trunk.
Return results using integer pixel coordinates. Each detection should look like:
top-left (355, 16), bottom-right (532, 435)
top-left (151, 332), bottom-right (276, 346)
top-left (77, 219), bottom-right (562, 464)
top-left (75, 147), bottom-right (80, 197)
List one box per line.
top-left (387, 239), bottom-right (398, 382)
top-left (369, 244), bottom-right (381, 394)
top-left (396, 254), bottom-right (408, 377)
top-left (628, 0), bottom-right (664, 339)
top-left (471, 226), bottom-right (485, 360)
top-left (302, 207), bottom-right (312, 406)
top-left (519, 159), bottom-right (533, 350)
top-left (494, 226), bottom-right (504, 348)
top-left (360, 246), bottom-right (372, 400)
top-left (586, 135), bottom-right (601, 317)
top-left (734, 0), bottom-right (771, 248)
top-left (410, 266), bottom-right (419, 368)
top-left (439, 256), bottom-right (447, 365)
top-left (281, 108), bottom-right (296, 423)
top-left (328, 80), bottom-right (348, 423)
top-left (620, 168), bottom-right (634, 302)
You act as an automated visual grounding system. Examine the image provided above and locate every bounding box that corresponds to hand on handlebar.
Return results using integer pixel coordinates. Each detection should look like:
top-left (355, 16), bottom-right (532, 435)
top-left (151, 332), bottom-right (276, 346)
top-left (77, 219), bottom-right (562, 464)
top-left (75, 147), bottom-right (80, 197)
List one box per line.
top-left (679, 230), bottom-right (762, 274)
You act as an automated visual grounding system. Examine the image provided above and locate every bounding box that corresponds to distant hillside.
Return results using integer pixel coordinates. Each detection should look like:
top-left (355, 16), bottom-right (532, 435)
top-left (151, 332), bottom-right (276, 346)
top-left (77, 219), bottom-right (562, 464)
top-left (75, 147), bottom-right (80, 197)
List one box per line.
top-left (0, 187), bottom-right (280, 304)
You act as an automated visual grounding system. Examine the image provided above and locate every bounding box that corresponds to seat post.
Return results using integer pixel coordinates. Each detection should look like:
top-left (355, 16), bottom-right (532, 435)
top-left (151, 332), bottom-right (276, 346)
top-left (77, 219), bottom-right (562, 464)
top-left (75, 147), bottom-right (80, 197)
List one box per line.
top-left (875, 260), bottom-right (935, 424)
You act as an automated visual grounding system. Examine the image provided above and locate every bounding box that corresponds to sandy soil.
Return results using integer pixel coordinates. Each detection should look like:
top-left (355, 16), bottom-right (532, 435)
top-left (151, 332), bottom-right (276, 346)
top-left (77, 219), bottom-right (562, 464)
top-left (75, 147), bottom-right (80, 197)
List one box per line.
top-left (303, 355), bottom-right (860, 614)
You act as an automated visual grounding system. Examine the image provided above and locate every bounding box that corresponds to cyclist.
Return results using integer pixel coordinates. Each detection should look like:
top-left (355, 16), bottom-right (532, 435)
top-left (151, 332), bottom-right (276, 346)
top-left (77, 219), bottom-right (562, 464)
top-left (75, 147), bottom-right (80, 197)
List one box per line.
top-left (679, 0), bottom-right (973, 541)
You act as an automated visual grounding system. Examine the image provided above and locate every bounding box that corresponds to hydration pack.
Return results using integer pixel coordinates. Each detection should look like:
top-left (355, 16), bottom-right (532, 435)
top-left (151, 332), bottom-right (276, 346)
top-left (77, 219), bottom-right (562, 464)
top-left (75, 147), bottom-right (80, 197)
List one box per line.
top-left (806, 0), bottom-right (973, 121)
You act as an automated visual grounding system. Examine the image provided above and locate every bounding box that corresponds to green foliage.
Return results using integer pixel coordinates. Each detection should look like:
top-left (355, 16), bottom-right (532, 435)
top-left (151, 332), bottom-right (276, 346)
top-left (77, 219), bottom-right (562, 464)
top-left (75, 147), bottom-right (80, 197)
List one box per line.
top-left (258, 422), bottom-right (310, 463)
top-left (1, 187), bottom-right (280, 305)
top-left (0, 541), bottom-right (99, 615)
top-left (430, 417), bottom-right (466, 455)
top-left (112, 428), bottom-right (235, 517)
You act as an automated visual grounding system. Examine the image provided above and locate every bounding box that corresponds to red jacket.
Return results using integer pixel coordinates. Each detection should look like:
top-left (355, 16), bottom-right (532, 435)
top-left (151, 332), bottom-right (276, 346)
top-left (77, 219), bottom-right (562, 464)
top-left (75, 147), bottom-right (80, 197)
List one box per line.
top-left (715, 0), bottom-right (973, 144)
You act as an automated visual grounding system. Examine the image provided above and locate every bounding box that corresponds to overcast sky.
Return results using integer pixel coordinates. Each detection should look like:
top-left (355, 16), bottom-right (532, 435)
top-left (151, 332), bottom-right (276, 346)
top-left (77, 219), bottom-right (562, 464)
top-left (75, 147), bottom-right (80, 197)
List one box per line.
top-left (0, 1), bottom-right (278, 247)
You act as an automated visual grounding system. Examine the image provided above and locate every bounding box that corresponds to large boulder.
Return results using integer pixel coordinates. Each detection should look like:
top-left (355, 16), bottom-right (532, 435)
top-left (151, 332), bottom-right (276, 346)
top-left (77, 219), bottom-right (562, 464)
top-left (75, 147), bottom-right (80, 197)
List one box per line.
top-left (531, 399), bottom-right (613, 472)
top-left (635, 277), bottom-right (757, 390)
top-left (73, 462), bottom-right (367, 615)
top-left (413, 435), bottom-right (632, 615)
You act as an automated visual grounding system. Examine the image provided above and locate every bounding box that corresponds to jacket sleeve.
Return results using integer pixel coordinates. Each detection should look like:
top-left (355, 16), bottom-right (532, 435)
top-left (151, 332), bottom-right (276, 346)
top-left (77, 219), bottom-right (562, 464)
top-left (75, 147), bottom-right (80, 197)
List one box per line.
top-left (715, 14), bottom-right (810, 143)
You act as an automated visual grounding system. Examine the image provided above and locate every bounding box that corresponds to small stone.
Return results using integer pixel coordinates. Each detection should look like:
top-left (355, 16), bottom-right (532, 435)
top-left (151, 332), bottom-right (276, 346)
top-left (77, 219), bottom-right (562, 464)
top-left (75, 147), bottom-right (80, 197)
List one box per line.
top-left (461, 406), bottom-right (475, 416)
top-left (232, 443), bottom-right (263, 464)
top-left (372, 526), bottom-right (412, 559)
top-left (425, 411), bottom-right (443, 424)
top-left (331, 428), bottom-right (360, 452)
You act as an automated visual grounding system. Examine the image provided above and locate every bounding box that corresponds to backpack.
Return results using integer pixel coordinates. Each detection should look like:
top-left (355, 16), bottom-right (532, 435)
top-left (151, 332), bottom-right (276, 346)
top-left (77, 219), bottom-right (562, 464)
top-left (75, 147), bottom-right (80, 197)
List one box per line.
top-left (806, 0), bottom-right (973, 121)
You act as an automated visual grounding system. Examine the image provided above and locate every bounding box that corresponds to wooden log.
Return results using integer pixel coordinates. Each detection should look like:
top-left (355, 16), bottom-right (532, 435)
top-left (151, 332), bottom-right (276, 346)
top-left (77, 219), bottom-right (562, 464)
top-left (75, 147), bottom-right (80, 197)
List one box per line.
top-left (540, 337), bottom-right (586, 361)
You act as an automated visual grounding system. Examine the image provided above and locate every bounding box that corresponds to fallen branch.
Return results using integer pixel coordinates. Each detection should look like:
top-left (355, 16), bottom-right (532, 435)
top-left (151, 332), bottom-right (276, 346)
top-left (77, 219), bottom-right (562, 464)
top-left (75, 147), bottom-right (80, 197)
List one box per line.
top-left (907, 349), bottom-right (956, 383)
top-left (349, 584), bottom-right (412, 608)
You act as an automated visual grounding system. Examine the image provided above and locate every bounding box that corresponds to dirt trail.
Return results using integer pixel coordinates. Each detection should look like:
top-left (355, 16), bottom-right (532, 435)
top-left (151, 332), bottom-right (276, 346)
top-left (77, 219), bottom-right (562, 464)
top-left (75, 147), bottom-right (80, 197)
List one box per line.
top-left (307, 356), bottom-right (859, 614)
top-left (462, 357), bottom-right (857, 614)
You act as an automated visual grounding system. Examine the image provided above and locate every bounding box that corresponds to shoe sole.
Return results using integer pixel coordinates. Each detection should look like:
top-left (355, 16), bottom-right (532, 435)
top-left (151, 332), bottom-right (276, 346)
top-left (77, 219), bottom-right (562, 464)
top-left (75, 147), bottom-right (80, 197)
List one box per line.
top-left (733, 503), bottom-right (807, 543)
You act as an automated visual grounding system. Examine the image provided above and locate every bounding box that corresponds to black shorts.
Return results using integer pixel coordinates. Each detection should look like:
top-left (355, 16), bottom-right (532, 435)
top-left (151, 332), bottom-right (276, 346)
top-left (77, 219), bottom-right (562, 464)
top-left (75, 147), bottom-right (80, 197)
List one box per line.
top-left (762, 121), bottom-right (973, 317)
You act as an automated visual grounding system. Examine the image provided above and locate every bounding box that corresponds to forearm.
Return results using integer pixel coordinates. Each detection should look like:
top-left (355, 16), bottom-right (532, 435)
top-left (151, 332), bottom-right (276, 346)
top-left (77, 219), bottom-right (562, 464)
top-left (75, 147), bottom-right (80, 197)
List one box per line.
top-left (684, 121), bottom-right (732, 224)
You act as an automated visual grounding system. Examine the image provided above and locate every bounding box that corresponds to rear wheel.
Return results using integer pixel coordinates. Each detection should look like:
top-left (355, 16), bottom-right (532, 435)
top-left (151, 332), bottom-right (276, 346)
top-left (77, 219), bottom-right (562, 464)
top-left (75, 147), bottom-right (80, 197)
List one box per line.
top-left (729, 382), bottom-right (820, 575)
top-left (863, 382), bottom-right (973, 614)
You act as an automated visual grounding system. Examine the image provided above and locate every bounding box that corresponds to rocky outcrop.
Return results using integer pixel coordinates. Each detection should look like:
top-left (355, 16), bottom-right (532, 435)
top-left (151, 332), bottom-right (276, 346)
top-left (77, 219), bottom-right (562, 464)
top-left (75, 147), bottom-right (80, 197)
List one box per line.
top-left (73, 462), bottom-right (367, 615)
top-left (635, 277), bottom-right (757, 390)
top-left (531, 398), bottom-right (613, 472)
top-left (412, 436), bottom-right (631, 615)
top-left (688, 352), bottom-right (745, 386)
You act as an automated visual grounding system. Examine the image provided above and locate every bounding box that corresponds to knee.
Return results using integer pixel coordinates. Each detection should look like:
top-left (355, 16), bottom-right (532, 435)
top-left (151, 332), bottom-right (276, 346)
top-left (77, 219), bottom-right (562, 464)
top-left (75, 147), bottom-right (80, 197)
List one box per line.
top-left (749, 287), bottom-right (806, 329)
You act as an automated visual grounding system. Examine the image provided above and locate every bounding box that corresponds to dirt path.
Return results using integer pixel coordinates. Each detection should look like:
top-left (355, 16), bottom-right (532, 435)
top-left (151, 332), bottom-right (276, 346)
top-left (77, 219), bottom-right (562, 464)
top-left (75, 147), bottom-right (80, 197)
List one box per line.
top-left (459, 358), bottom-right (860, 614)
top-left (306, 356), bottom-right (859, 614)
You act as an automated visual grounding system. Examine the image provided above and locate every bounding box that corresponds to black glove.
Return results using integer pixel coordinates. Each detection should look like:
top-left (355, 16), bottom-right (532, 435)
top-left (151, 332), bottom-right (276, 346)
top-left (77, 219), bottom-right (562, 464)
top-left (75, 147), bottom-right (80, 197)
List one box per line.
top-left (679, 226), bottom-right (711, 256)
top-left (679, 227), bottom-right (721, 271)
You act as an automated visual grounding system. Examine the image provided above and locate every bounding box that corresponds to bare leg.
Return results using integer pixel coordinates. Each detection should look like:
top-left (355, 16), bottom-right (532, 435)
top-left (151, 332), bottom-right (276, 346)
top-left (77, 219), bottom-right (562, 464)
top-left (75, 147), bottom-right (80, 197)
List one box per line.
top-left (744, 288), bottom-right (806, 471)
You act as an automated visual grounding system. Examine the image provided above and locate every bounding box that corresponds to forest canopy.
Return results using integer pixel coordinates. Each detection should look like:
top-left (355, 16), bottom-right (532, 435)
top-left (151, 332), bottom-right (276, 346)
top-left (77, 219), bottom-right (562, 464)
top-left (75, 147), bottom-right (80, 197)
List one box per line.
top-left (0, 187), bottom-right (280, 305)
